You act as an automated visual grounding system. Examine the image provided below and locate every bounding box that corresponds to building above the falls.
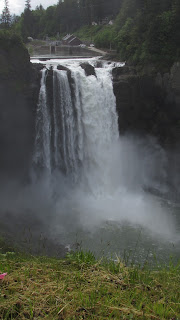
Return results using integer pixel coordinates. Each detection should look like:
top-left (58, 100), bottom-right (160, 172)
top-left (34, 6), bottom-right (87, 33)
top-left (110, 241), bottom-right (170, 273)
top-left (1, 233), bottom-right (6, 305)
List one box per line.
top-left (62, 34), bottom-right (83, 46)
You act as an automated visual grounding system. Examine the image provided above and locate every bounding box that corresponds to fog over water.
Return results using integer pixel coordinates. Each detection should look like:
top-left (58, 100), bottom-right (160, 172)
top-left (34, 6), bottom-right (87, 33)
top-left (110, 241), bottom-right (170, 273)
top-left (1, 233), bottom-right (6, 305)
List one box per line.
top-left (1, 58), bottom-right (180, 263)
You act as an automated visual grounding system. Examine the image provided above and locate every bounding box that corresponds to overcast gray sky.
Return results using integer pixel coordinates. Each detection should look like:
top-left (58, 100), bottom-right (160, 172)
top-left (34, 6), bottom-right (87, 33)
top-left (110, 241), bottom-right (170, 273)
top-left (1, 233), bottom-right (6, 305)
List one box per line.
top-left (0, 0), bottom-right (57, 15)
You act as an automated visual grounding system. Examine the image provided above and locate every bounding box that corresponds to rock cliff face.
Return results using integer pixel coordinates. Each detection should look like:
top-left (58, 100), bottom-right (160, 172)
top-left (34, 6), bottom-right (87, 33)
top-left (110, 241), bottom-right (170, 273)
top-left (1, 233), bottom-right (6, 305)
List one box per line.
top-left (112, 63), bottom-right (180, 198)
top-left (0, 43), bottom-right (41, 182)
top-left (112, 64), bottom-right (180, 147)
top-left (155, 62), bottom-right (180, 109)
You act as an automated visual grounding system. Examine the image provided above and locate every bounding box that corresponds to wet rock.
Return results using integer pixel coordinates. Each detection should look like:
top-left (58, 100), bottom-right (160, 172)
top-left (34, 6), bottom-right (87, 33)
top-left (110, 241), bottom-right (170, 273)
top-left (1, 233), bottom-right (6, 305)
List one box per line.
top-left (95, 60), bottom-right (103, 68)
top-left (112, 65), bottom-right (180, 146)
top-left (80, 62), bottom-right (96, 77)
top-left (57, 65), bottom-right (75, 101)
top-left (57, 65), bottom-right (70, 72)
top-left (112, 66), bottom-right (136, 79)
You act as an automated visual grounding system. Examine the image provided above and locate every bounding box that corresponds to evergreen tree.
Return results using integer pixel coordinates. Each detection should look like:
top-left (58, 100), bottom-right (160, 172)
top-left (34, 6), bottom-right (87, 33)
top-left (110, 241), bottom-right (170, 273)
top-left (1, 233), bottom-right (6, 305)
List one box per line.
top-left (21, 0), bottom-right (33, 40)
top-left (1, 0), bottom-right (11, 28)
top-left (25, 0), bottom-right (31, 11)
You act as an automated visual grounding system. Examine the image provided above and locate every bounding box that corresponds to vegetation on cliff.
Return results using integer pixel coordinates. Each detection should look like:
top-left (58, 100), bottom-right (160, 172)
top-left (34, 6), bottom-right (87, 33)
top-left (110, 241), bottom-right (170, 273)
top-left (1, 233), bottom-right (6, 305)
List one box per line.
top-left (0, 30), bottom-right (30, 81)
top-left (87, 0), bottom-right (180, 70)
top-left (113, 0), bottom-right (180, 69)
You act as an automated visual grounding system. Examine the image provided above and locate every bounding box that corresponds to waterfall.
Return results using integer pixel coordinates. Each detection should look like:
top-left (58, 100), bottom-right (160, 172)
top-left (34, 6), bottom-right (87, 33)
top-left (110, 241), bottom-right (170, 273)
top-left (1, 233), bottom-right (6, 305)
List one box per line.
top-left (30, 58), bottom-right (179, 250)
top-left (53, 69), bottom-right (77, 176)
top-left (33, 68), bottom-right (52, 172)
top-left (33, 60), bottom-right (119, 191)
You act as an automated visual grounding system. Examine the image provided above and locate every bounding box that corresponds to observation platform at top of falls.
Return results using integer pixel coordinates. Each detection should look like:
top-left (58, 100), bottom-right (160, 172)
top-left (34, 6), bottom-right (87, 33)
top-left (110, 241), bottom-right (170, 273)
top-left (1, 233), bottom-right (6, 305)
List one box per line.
top-left (29, 44), bottom-right (107, 60)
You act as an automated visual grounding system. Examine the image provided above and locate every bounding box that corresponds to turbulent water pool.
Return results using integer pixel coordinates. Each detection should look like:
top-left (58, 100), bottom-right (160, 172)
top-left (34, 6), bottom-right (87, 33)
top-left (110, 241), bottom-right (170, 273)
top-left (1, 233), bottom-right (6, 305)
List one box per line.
top-left (45, 182), bottom-right (180, 265)
top-left (62, 207), bottom-right (180, 266)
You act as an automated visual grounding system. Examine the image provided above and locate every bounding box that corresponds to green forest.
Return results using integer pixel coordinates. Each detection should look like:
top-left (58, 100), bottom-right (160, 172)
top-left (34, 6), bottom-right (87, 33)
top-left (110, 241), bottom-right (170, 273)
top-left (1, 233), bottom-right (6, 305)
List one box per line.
top-left (0, 0), bottom-right (180, 69)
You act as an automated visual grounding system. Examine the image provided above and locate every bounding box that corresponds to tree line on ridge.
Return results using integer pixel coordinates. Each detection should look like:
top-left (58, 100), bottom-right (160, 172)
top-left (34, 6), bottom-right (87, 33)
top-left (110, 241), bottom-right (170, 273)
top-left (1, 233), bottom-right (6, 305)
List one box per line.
top-left (0, 0), bottom-right (179, 69)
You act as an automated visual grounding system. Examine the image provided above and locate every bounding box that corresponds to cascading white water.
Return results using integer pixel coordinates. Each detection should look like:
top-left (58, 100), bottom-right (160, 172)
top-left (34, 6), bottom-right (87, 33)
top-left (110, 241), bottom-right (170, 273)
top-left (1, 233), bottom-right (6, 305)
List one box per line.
top-left (33, 68), bottom-right (52, 172)
top-left (70, 63), bottom-right (119, 192)
top-left (53, 69), bottom-right (77, 176)
top-left (33, 60), bottom-right (119, 191)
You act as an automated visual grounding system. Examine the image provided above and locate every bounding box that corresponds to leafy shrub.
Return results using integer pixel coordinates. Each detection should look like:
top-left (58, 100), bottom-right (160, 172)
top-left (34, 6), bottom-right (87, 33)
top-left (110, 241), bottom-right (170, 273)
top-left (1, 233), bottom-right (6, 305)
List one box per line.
top-left (0, 30), bottom-right (24, 50)
top-left (94, 26), bottom-right (116, 49)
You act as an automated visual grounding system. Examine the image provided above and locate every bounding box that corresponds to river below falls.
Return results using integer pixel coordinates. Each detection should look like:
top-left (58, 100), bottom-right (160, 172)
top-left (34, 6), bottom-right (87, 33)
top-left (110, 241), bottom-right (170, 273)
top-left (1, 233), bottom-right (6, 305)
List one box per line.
top-left (1, 183), bottom-right (179, 266)
top-left (50, 191), bottom-right (180, 266)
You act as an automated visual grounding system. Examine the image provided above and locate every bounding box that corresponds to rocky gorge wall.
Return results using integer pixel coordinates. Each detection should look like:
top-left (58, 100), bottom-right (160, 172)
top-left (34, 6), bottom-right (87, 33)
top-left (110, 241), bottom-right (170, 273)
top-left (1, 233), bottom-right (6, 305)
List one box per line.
top-left (112, 63), bottom-right (180, 147)
top-left (0, 41), bottom-right (41, 182)
top-left (112, 63), bottom-right (180, 198)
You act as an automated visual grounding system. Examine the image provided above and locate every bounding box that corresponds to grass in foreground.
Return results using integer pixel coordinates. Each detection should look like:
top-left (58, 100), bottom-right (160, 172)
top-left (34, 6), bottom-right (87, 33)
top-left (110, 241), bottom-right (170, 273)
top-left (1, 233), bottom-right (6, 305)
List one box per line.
top-left (0, 250), bottom-right (180, 319)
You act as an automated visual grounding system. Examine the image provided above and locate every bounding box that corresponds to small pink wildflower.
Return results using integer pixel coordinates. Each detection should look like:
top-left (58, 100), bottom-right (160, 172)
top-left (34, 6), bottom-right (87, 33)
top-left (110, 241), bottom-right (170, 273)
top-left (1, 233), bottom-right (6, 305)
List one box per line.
top-left (0, 273), bottom-right (7, 280)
